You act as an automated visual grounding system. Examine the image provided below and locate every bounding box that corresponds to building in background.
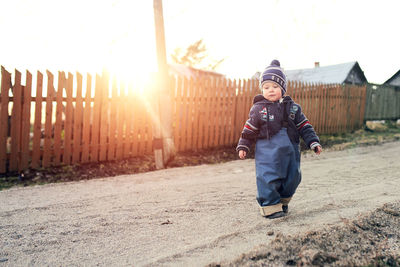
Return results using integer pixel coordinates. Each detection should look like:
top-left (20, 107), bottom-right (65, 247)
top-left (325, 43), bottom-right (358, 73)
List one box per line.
top-left (384, 70), bottom-right (400, 88)
top-left (168, 64), bottom-right (225, 79)
top-left (253, 61), bottom-right (368, 85)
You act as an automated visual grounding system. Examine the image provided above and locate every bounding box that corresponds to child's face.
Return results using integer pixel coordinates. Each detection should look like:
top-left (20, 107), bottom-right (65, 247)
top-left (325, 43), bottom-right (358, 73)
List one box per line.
top-left (262, 81), bottom-right (282, 102)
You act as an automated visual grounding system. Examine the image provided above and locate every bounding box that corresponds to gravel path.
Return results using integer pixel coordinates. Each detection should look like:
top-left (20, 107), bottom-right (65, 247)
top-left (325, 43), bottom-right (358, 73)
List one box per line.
top-left (1, 142), bottom-right (399, 266)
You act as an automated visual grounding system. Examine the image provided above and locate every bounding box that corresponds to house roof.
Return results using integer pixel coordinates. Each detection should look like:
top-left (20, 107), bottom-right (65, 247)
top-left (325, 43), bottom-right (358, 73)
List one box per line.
top-left (168, 64), bottom-right (225, 79)
top-left (384, 70), bottom-right (400, 86)
top-left (284, 61), bottom-right (367, 84)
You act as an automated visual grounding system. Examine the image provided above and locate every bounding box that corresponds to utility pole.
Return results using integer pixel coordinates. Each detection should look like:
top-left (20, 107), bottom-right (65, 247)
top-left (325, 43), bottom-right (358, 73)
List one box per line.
top-left (153, 0), bottom-right (175, 169)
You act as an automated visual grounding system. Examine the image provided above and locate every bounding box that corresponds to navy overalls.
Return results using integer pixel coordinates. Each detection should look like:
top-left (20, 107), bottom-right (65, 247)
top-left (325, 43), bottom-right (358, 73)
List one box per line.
top-left (237, 95), bottom-right (320, 216)
top-left (255, 128), bottom-right (301, 215)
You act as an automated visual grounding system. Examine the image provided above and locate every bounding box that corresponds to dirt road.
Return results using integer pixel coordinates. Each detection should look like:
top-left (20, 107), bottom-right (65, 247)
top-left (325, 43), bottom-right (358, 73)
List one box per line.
top-left (1, 142), bottom-right (400, 266)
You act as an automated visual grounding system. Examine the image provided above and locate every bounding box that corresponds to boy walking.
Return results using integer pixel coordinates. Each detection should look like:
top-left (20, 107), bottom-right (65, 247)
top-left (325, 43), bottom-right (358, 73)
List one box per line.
top-left (237, 60), bottom-right (322, 219)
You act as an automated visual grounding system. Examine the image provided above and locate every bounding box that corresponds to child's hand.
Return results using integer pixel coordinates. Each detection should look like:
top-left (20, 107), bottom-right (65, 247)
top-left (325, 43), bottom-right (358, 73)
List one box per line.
top-left (314, 145), bottom-right (322, 155)
top-left (238, 150), bottom-right (247, 159)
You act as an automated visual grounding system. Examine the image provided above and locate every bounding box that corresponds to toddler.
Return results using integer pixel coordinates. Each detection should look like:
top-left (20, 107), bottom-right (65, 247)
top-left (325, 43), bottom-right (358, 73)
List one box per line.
top-left (237, 60), bottom-right (322, 219)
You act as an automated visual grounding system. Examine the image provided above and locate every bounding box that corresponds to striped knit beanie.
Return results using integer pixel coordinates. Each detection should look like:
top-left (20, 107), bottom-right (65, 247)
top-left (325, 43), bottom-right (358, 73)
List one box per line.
top-left (259, 59), bottom-right (287, 95)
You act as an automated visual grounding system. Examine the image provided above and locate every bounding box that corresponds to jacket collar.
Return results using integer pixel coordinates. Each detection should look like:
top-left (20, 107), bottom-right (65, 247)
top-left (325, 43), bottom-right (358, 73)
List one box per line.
top-left (253, 94), bottom-right (293, 104)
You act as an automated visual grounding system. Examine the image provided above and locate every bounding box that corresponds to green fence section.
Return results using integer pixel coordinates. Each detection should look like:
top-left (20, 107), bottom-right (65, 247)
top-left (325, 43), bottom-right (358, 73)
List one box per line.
top-left (364, 83), bottom-right (400, 121)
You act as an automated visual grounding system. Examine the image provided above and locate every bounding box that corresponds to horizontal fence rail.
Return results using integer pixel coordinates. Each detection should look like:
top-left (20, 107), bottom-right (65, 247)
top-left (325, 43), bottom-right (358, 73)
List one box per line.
top-left (1, 65), bottom-right (367, 173)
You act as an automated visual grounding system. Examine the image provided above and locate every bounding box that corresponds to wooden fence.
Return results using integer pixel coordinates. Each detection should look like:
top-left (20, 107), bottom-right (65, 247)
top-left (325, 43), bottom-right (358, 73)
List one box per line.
top-left (364, 83), bottom-right (400, 121)
top-left (0, 66), bottom-right (366, 173)
top-left (170, 78), bottom-right (366, 152)
top-left (0, 67), bottom-right (154, 173)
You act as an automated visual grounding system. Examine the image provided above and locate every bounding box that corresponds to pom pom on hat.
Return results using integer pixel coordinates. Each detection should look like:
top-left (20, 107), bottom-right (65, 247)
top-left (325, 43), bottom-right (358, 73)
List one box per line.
top-left (270, 59), bottom-right (280, 67)
top-left (259, 59), bottom-right (287, 95)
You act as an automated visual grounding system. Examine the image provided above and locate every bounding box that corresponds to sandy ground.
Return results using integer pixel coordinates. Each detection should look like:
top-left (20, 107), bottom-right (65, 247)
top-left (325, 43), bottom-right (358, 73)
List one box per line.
top-left (1, 141), bottom-right (400, 266)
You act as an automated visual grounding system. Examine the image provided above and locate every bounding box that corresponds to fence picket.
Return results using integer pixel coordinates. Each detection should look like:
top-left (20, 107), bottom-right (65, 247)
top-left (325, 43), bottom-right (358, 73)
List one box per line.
top-left (42, 71), bottom-right (55, 167)
top-left (10, 70), bottom-right (22, 171)
top-left (20, 71), bottom-right (32, 170)
top-left (180, 77), bottom-right (189, 151)
top-left (0, 67), bottom-right (11, 173)
top-left (54, 72), bottom-right (64, 165)
top-left (99, 72), bottom-right (109, 161)
top-left (73, 72), bottom-right (84, 164)
top-left (131, 90), bottom-right (139, 156)
top-left (31, 71), bottom-right (43, 169)
top-left (63, 73), bottom-right (74, 165)
top-left (122, 86), bottom-right (131, 158)
top-left (81, 74), bottom-right (92, 163)
top-left (208, 78), bottom-right (217, 148)
top-left (187, 78), bottom-right (194, 149)
top-left (115, 82), bottom-right (125, 160)
top-left (203, 78), bottom-right (211, 148)
top-left (108, 76), bottom-right (118, 161)
top-left (91, 74), bottom-right (102, 162)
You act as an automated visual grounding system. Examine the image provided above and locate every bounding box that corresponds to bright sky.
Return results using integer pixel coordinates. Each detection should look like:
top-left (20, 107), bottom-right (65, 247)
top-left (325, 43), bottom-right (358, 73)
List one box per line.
top-left (1, 0), bottom-right (399, 84)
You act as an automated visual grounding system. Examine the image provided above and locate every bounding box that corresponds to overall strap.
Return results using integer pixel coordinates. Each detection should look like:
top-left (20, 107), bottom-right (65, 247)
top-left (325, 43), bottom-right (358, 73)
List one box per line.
top-left (282, 102), bottom-right (288, 128)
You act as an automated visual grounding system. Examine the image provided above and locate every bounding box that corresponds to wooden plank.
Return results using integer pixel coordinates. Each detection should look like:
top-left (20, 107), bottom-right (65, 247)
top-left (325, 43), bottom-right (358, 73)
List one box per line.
top-left (81, 74), bottom-right (92, 163)
top-left (207, 77), bottom-right (216, 148)
top-left (227, 78), bottom-right (236, 145)
top-left (359, 85), bottom-right (367, 126)
top-left (197, 77), bottom-right (205, 150)
top-left (145, 90), bottom-right (154, 154)
top-left (311, 83), bottom-right (317, 130)
top-left (219, 78), bottom-right (227, 146)
top-left (180, 77), bottom-right (189, 151)
top-left (234, 79), bottom-right (243, 146)
top-left (0, 67), bottom-right (11, 173)
top-left (229, 78), bottom-right (238, 146)
top-left (329, 85), bottom-right (335, 133)
top-left (91, 74), bottom-right (102, 162)
top-left (192, 78), bottom-right (200, 150)
top-left (326, 84), bottom-right (332, 134)
top-left (322, 84), bottom-right (329, 134)
top-left (107, 76), bottom-right (118, 161)
top-left (31, 71), bottom-right (43, 169)
top-left (115, 82), bottom-right (125, 160)
top-left (42, 71), bottom-right (55, 167)
top-left (53, 72), bottom-right (65, 165)
top-left (230, 79), bottom-right (239, 146)
top-left (63, 73), bottom-right (73, 165)
top-left (123, 86), bottom-right (132, 158)
top-left (340, 85), bottom-right (346, 133)
top-left (203, 78), bottom-right (212, 148)
top-left (186, 78), bottom-right (194, 150)
top-left (72, 72), bottom-right (84, 164)
top-left (99, 72), bottom-right (109, 161)
top-left (9, 70), bottom-right (22, 171)
top-left (172, 76), bottom-right (180, 150)
top-left (124, 84), bottom-right (134, 158)
top-left (213, 79), bottom-right (222, 147)
top-left (297, 82), bottom-right (303, 111)
top-left (20, 71), bottom-right (32, 171)
top-left (216, 78), bottom-right (228, 146)
top-left (327, 84), bottom-right (333, 133)
top-left (131, 89), bottom-right (139, 156)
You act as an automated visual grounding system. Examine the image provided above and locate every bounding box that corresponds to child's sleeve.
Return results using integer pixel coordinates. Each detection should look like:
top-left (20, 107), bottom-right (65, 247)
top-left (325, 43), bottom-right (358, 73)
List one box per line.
top-left (294, 104), bottom-right (321, 150)
top-left (236, 105), bottom-right (260, 153)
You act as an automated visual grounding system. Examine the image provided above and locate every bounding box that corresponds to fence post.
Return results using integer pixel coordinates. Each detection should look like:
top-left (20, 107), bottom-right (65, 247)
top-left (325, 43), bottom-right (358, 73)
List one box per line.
top-left (153, 0), bottom-right (175, 168)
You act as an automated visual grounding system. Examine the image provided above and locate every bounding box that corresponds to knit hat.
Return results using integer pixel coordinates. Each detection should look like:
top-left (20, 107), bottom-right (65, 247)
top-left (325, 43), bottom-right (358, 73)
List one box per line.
top-left (259, 59), bottom-right (287, 95)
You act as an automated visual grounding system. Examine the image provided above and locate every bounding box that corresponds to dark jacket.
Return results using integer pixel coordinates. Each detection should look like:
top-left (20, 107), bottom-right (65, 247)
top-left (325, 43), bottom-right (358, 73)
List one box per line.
top-left (236, 94), bottom-right (320, 153)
